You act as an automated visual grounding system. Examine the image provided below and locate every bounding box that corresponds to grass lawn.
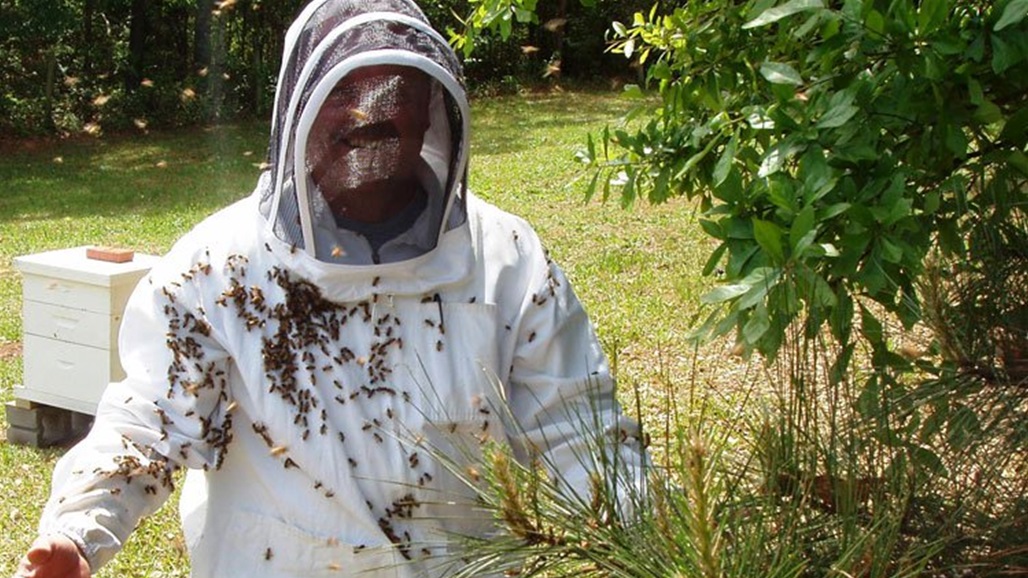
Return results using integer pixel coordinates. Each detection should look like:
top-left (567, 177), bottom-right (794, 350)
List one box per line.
top-left (0, 89), bottom-right (720, 576)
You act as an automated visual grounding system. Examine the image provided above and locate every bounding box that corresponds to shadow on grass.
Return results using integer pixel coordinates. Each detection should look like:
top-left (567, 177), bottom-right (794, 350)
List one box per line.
top-left (0, 122), bottom-right (271, 224)
top-left (470, 89), bottom-right (639, 157)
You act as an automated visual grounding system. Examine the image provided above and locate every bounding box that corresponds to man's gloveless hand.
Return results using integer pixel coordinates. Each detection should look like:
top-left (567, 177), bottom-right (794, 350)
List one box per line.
top-left (14, 534), bottom-right (90, 578)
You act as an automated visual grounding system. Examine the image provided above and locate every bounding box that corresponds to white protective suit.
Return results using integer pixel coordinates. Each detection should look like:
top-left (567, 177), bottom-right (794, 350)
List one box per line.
top-left (37, 1), bottom-right (646, 577)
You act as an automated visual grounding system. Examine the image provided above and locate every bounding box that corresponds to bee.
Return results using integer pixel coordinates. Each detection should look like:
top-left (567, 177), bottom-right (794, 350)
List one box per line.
top-left (264, 547), bottom-right (273, 561)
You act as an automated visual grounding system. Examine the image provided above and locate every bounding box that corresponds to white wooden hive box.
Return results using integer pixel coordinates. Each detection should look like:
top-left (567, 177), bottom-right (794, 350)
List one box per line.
top-left (13, 246), bottom-right (160, 414)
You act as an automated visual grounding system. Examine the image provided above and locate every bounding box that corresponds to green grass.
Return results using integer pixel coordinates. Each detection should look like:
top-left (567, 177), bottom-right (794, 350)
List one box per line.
top-left (0, 89), bottom-right (713, 576)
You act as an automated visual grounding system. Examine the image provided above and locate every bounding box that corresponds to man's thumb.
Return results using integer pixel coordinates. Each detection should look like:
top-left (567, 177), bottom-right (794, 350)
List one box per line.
top-left (25, 537), bottom-right (54, 565)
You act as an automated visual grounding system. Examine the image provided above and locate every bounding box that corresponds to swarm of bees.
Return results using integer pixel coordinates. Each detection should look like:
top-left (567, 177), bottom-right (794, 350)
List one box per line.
top-left (86, 230), bottom-right (565, 562)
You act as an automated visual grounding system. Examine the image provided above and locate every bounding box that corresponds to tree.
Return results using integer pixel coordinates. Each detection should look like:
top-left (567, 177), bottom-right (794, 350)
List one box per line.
top-left (455, 0), bottom-right (1028, 573)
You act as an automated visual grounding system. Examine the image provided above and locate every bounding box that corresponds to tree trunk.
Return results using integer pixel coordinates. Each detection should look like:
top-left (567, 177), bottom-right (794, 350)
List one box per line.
top-left (126, 0), bottom-right (148, 91)
top-left (194, 0), bottom-right (215, 72)
top-left (82, 0), bottom-right (95, 75)
top-left (43, 49), bottom-right (57, 130)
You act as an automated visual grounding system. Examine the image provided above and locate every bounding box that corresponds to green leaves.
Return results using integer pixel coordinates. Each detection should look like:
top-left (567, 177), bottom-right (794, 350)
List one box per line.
top-left (760, 62), bottom-right (804, 85)
top-left (995, 0), bottom-right (1028, 31)
top-left (566, 0), bottom-right (1027, 378)
top-left (743, 0), bottom-right (825, 29)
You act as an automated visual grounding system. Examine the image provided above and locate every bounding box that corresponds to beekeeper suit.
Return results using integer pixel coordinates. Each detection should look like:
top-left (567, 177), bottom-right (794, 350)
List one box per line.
top-left (23, 1), bottom-right (646, 577)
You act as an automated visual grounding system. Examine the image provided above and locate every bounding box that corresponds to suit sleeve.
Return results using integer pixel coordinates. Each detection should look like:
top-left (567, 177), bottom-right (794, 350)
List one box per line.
top-left (38, 251), bottom-right (236, 571)
top-left (506, 246), bottom-right (647, 516)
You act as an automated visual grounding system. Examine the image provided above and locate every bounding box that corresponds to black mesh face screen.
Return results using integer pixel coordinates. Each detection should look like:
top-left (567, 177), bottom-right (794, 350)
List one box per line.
top-left (306, 68), bottom-right (432, 201)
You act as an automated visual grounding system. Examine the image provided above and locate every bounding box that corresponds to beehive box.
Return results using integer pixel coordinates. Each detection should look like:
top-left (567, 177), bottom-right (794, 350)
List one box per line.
top-left (12, 246), bottom-right (159, 415)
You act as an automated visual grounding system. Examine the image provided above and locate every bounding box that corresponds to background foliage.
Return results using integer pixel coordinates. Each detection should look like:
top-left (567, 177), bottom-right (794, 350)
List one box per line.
top-left (0, 0), bottom-right (658, 136)
top-left (450, 0), bottom-right (1028, 576)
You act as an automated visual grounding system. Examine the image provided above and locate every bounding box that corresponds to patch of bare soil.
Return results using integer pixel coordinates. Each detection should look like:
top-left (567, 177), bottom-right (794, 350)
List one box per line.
top-left (0, 341), bottom-right (22, 361)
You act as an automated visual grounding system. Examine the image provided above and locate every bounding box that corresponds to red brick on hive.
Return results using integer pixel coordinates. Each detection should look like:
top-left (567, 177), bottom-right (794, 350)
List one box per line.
top-left (86, 246), bottom-right (135, 263)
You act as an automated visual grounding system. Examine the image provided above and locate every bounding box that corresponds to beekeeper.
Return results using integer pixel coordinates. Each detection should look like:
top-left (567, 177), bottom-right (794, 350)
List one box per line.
top-left (15, 1), bottom-right (646, 577)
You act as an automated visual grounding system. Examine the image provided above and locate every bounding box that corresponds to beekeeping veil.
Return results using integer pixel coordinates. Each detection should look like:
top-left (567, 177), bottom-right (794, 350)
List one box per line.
top-left (258, 0), bottom-right (469, 263)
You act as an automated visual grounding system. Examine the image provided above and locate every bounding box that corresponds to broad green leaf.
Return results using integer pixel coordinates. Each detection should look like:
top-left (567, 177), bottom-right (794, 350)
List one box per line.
top-left (865, 9), bottom-right (885, 35)
top-left (702, 242), bottom-right (729, 276)
top-left (880, 236), bottom-right (903, 263)
top-left (760, 61), bottom-right (804, 85)
top-left (792, 13), bottom-right (822, 38)
top-left (860, 304), bottom-right (883, 343)
top-left (759, 141), bottom-right (802, 177)
top-left (995, 0), bottom-right (1028, 30)
top-left (817, 103), bottom-right (859, 128)
top-left (584, 170), bottom-right (601, 203)
top-left (714, 168), bottom-right (745, 202)
top-left (973, 99), bottom-right (1003, 124)
top-left (820, 202), bottom-right (851, 220)
top-left (999, 106), bottom-right (1028, 146)
top-left (701, 283), bottom-right (751, 304)
top-left (743, 305), bottom-right (771, 344)
top-left (856, 375), bottom-right (881, 418)
top-left (699, 218), bottom-right (723, 239)
top-left (924, 191), bottom-right (941, 214)
top-left (1009, 150), bottom-right (1028, 176)
top-left (917, 0), bottom-right (947, 33)
top-left (805, 270), bottom-right (837, 307)
top-left (743, 0), bottom-right (825, 29)
top-left (713, 135), bottom-right (738, 186)
top-left (991, 35), bottom-right (1021, 73)
top-left (790, 205), bottom-right (816, 253)
top-left (737, 274), bottom-right (776, 309)
top-left (943, 123), bottom-right (968, 157)
top-left (909, 445), bottom-right (946, 475)
top-left (753, 218), bottom-right (786, 263)
top-left (704, 266), bottom-right (778, 308)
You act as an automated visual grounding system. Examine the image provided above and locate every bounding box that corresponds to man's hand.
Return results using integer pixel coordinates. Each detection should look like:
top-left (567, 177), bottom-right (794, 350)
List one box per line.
top-left (14, 534), bottom-right (90, 578)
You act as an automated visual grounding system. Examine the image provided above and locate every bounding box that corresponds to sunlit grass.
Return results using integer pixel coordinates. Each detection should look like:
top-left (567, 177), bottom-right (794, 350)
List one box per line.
top-left (0, 88), bottom-right (715, 577)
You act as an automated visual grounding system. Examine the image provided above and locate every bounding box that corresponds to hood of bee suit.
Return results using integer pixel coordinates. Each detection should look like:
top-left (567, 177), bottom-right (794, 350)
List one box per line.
top-left (257, 0), bottom-right (470, 266)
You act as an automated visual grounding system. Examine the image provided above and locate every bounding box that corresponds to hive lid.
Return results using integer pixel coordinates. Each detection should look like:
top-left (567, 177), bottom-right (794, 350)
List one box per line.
top-left (13, 246), bottom-right (161, 287)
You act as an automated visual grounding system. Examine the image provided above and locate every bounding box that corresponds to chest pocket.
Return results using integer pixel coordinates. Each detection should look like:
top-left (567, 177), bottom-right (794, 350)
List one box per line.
top-left (402, 301), bottom-right (506, 437)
